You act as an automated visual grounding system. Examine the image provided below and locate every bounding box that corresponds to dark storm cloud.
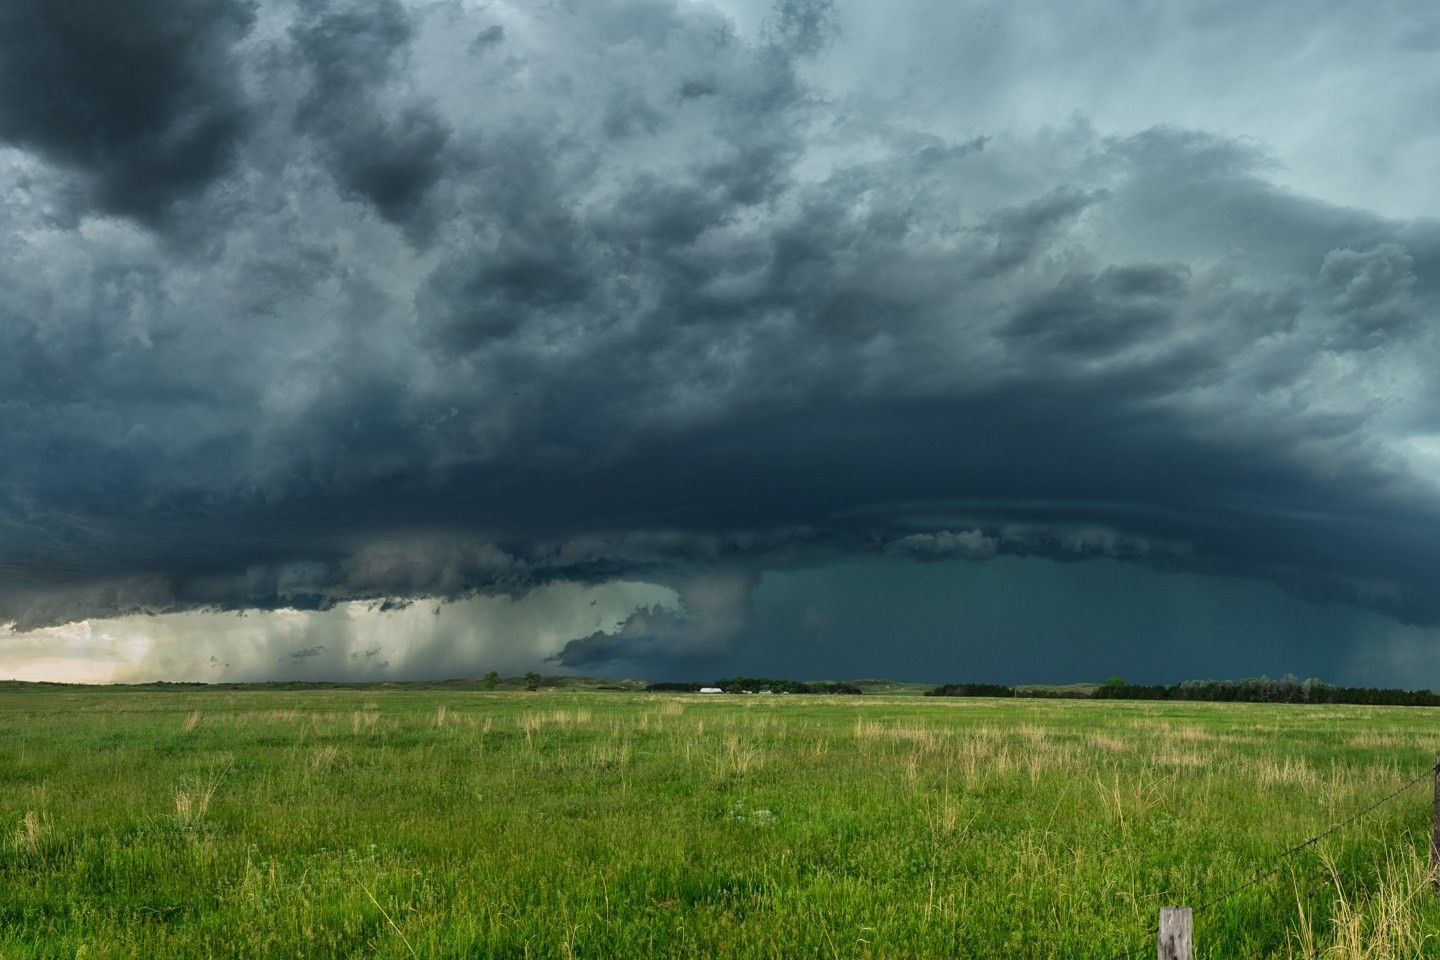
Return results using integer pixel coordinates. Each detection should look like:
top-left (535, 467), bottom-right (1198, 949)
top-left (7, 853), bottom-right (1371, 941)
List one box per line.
top-left (3, 0), bottom-right (1440, 674)
top-left (290, 0), bottom-right (454, 236)
top-left (0, 0), bottom-right (256, 226)
top-left (1001, 263), bottom-right (1190, 357)
top-left (285, 644), bottom-right (326, 662)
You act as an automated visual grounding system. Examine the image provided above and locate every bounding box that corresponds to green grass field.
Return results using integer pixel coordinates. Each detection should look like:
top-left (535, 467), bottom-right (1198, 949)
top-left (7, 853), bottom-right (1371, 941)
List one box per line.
top-left (3, 686), bottom-right (1439, 958)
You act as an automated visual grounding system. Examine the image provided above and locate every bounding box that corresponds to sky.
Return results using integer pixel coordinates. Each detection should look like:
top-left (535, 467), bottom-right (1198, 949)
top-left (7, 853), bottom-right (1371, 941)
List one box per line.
top-left (2, 0), bottom-right (1440, 686)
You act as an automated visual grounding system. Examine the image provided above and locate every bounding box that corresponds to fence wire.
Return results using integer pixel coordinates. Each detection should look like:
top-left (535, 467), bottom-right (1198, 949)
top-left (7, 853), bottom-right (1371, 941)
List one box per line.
top-left (1102, 758), bottom-right (1437, 960)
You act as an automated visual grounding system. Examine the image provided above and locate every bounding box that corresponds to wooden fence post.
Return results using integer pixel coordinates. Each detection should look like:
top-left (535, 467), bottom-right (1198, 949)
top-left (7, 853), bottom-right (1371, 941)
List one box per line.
top-left (1432, 756), bottom-right (1440, 883)
top-left (1157, 907), bottom-right (1193, 960)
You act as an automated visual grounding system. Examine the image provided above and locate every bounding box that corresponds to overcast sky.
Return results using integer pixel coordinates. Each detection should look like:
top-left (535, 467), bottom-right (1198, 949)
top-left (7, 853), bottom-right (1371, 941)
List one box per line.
top-left (3, 0), bottom-right (1440, 686)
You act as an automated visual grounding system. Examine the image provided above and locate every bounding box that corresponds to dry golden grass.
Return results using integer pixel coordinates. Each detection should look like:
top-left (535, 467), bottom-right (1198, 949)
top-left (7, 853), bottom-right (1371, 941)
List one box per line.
top-left (173, 773), bottom-right (220, 828)
top-left (311, 745), bottom-right (341, 772)
top-left (1290, 849), bottom-right (1437, 959)
top-left (1257, 756), bottom-right (1323, 788)
top-left (13, 810), bottom-right (45, 856)
top-left (713, 735), bottom-right (764, 778)
top-left (1088, 733), bottom-right (1135, 753)
top-left (1153, 745), bottom-right (1212, 768)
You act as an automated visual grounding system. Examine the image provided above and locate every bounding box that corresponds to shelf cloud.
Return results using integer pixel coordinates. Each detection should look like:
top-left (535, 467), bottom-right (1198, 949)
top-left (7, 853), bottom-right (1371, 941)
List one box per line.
top-left (3, 0), bottom-right (1440, 681)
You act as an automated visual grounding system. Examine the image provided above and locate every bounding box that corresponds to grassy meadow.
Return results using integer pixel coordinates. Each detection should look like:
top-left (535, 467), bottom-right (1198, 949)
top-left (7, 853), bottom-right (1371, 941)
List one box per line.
top-left (3, 685), bottom-right (1440, 958)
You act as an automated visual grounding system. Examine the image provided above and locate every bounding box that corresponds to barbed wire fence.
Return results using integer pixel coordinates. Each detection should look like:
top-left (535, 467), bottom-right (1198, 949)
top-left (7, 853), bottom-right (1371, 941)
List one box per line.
top-left (1102, 757), bottom-right (1440, 960)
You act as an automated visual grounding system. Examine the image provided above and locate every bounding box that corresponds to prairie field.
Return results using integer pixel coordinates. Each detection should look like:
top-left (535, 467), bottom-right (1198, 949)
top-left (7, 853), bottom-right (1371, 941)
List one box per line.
top-left (3, 686), bottom-right (1439, 959)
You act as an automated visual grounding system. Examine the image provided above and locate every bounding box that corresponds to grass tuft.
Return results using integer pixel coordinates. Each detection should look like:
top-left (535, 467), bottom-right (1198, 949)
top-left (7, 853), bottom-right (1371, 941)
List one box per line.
top-left (173, 772), bottom-right (221, 829)
top-left (12, 809), bottom-right (47, 856)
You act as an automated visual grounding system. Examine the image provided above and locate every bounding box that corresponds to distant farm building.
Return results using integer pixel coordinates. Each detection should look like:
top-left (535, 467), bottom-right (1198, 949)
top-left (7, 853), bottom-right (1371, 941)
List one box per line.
top-left (698, 687), bottom-right (723, 694)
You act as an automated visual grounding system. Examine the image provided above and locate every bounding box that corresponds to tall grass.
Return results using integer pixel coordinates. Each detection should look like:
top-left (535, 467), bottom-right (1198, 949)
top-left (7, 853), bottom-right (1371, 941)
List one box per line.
top-left (1, 688), bottom-right (1437, 958)
top-left (1290, 849), bottom-right (1437, 959)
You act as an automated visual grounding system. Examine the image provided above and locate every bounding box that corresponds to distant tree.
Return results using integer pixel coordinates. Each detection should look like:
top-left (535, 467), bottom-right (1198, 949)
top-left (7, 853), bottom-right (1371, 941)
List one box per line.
top-left (482, 671), bottom-right (499, 691)
top-left (524, 671), bottom-right (542, 692)
top-left (808, 682), bottom-right (863, 695)
top-left (711, 677), bottom-right (862, 695)
top-left (927, 683), bottom-right (1013, 698)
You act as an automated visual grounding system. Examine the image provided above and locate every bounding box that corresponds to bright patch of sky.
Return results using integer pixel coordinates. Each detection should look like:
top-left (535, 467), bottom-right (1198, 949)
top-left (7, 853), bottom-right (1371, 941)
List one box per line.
top-left (1, 581), bottom-right (678, 684)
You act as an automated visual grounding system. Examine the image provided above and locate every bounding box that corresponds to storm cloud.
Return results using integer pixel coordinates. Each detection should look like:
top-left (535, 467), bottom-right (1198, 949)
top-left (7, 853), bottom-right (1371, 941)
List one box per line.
top-left (0, 0), bottom-right (255, 226)
top-left (3, 0), bottom-right (1440, 681)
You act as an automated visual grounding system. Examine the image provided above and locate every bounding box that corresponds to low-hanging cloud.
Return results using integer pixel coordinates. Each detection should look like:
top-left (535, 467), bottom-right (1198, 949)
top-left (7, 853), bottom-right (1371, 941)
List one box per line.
top-left (3, 0), bottom-right (1440, 675)
top-left (548, 569), bottom-right (758, 669)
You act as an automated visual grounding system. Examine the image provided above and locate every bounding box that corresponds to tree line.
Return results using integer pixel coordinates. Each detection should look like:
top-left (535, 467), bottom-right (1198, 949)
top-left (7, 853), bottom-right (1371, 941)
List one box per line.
top-left (647, 678), bottom-right (863, 695)
top-left (928, 674), bottom-right (1440, 706)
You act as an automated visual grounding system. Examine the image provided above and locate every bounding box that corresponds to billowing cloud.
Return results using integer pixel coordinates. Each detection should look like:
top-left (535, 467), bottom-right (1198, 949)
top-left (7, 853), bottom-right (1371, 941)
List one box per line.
top-left (0, 0), bottom-right (255, 226)
top-left (4, 0), bottom-right (1440, 680)
top-left (289, 0), bottom-right (454, 237)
